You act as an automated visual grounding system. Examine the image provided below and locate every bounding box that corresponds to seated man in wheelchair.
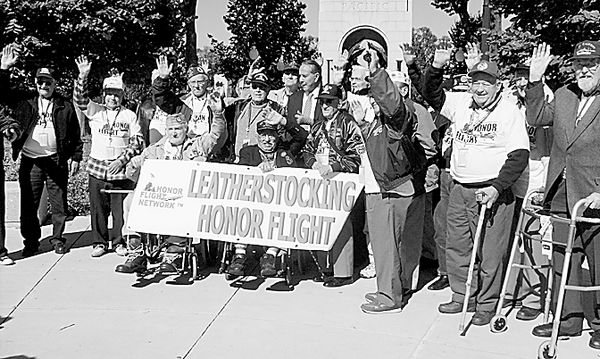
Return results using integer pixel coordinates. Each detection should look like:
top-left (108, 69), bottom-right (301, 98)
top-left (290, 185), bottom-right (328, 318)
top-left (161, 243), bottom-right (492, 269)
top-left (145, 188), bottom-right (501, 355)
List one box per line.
top-left (226, 120), bottom-right (307, 277)
top-left (115, 111), bottom-right (221, 274)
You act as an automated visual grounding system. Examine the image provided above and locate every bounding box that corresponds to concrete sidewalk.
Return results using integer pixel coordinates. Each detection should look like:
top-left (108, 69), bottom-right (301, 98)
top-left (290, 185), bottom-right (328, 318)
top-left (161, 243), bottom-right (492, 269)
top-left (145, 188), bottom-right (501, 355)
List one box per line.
top-left (0, 216), bottom-right (596, 359)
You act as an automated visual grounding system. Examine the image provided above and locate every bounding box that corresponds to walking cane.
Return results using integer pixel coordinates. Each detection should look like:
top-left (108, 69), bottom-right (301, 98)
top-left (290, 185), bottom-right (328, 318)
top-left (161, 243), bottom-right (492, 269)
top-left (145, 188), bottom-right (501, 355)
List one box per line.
top-left (459, 203), bottom-right (488, 334)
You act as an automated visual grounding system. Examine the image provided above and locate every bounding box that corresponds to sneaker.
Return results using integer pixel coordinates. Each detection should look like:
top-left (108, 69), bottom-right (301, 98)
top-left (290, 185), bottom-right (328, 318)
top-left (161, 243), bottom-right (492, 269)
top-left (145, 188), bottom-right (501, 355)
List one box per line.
top-left (226, 254), bottom-right (246, 276)
top-left (115, 250), bottom-right (147, 274)
top-left (159, 252), bottom-right (181, 274)
top-left (114, 244), bottom-right (128, 257)
top-left (360, 262), bottom-right (376, 278)
top-left (0, 255), bottom-right (15, 265)
top-left (260, 253), bottom-right (277, 277)
top-left (361, 296), bottom-right (403, 314)
top-left (91, 244), bottom-right (107, 258)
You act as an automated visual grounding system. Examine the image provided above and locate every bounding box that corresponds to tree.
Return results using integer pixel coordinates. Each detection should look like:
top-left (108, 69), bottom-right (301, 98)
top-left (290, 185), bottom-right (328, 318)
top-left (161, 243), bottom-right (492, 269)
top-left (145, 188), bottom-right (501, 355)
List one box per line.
top-left (209, 0), bottom-right (315, 83)
top-left (409, 27), bottom-right (438, 72)
top-left (489, 0), bottom-right (600, 85)
top-left (0, 0), bottom-right (193, 94)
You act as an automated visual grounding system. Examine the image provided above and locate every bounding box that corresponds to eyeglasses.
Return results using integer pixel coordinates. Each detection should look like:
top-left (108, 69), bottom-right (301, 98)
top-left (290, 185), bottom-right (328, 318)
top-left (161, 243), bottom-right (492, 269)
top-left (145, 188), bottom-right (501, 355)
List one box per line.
top-left (321, 99), bottom-right (337, 106)
top-left (188, 80), bottom-right (208, 86)
top-left (573, 59), bottom-right (600, 71)
top-left (251, 84), bottom-right (268, 91)
top-left (36, 79), bottom-right (54, 86)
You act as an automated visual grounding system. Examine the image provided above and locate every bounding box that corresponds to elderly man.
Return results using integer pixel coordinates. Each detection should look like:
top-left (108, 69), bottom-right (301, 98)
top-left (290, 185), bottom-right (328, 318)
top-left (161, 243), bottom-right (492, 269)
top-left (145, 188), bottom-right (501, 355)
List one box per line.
top-left (268, 62), bottom-right (300, 111)
top-left (388, 70), bottom-right (438, 292)
top-left (423, 49), bottom-right (530, 326)
top-left (0, 45), bottom-right (82, 257)
top-left (302, 84), bottom-right (365, 287)
top-left (287, 59), bottom-right (323, 132)
top-left (74, 55), bottom-right (144, 258)
top-left (152, 56), bottom-right (226, 149)
top-left (115, 112), bottom-right (220, 274)
top-left (526, 41), bottom-right (600, 349)
top-left (357, 48), bottom-right (432, 313)
top-left (226, 120), bottom-right (307, 277)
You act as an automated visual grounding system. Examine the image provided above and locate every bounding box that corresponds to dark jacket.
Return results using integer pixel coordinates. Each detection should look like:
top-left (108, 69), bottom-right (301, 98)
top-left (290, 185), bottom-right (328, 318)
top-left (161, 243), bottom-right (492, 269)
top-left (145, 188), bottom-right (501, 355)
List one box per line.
top-left (238, 146), bottom-right (297, 168)
top-left (526, 81), bottom-right (600, 210)
top-left (302, 110), bottom-right (364, 173)
top-left (363, 68), bottom-right (429, 193)
top-left (286, 86), bottom-right (324, 127)
top-left (0, 69), bottom-right (82, 162)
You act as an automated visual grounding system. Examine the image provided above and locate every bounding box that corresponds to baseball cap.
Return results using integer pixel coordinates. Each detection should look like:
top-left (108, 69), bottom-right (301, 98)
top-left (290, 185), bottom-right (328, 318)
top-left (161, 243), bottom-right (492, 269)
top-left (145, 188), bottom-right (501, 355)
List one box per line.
top-left (165, 113), bottom-right (188, 127)
top-left (514, 64), bottom-right (529, 78)
top-left (469, 60), bottom-right (499, 78)
top-left (103, 74), bottom-right (125, 91)
top-left (250, 72), bottom-right (271, 88)
top-left (257, 121), bottom-right (279, 134)
top-left (35, 67), bottom-right (55, 81)
top-left (282, 61), bottom-right (300, 73)
top-left (570, 40), bottom-right (600, 61)
top-left (316, 84), bottom-right (343, 100)
top-left (388, 70), bottom-right (410, 85)
top-left (187, 66), bottom-right (209, 81)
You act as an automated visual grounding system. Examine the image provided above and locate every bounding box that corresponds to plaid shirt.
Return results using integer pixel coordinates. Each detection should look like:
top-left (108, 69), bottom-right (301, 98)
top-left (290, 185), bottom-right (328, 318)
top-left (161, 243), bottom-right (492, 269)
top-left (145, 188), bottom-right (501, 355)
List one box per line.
top-left (74, 76), bottom-right (144, 181)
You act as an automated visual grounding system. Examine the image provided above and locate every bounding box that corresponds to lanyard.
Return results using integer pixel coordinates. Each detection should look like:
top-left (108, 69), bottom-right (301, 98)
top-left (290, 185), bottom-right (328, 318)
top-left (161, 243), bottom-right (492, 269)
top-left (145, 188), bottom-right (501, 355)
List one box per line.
top-left (102, 108), bottom-right (122, 131)
top-left (38, 97), bottom-right (52, 128)
top-left (576, 96), bottom-right (595, 126)
top-left (191, 96), bottom-right (208, 122)
top-left (246, 103), bottom-right (266, 132)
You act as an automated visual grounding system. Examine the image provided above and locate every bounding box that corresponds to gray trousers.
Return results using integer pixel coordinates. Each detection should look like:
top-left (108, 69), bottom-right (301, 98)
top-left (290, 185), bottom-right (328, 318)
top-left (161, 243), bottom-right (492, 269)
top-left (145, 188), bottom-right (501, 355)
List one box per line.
top-left (366, 193), bottom-right (424, 306)
top-left (317, 217), bottom-right (354, 278)
top-left (433, 170), bottom-right (453, 275)
top-left (446, 182), bottom-right (515, 311)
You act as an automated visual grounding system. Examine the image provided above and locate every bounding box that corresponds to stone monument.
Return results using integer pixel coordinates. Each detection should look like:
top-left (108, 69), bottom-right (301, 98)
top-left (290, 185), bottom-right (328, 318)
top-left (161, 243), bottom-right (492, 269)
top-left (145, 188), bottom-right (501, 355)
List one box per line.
top-left (318, 0), bottom-right (413, 82)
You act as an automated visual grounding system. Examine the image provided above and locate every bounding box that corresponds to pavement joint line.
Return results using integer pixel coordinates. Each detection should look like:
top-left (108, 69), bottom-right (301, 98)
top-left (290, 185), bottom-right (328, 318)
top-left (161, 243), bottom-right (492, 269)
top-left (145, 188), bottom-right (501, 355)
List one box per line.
top-left (180, 261), bottom-right (260, 358)
top-left (407, 312), bottom-right (443, 359)
top-left (0, 227), bottom-right (88, 327)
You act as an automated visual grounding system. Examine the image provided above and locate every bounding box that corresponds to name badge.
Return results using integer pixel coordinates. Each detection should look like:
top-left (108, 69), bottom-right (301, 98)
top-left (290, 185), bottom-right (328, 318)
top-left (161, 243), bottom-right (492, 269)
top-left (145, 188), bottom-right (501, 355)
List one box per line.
top-left (456, 148), bottom-right (468, 167)
top-left (38, 133), bottom-right (49, 147)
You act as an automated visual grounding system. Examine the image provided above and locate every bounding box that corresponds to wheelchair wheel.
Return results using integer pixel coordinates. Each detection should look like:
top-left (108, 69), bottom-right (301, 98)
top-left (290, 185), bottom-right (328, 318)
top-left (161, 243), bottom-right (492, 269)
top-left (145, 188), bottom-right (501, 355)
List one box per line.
top-left (190, 253), bottom-right (198, 281)
top-left (490, 314), bottom-right (507, 333)
top-left (537, 340), bottom-right (556, 359)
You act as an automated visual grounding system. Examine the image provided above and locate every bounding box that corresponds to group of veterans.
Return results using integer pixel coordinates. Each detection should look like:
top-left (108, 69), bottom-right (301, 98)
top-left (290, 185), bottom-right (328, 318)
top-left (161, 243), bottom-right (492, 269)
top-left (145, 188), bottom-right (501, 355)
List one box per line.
top-left (1, 35), bottom-right (600, 351)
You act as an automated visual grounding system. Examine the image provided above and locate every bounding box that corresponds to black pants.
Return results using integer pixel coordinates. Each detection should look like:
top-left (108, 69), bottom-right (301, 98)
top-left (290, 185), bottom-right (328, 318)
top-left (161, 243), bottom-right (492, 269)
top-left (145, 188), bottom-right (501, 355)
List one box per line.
top-left (19, 154), bottom-right (68, 248)
top-left (88, 175), bottom-right (134, 246)
top-left (549, 178), bottom-right (600, 331)
top-left (0, 162), bottom-right (6, 256)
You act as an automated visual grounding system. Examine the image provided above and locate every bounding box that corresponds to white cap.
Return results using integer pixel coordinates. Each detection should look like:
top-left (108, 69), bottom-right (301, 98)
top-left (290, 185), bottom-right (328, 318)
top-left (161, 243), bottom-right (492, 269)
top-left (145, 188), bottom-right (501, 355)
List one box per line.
top-left (387, 70), bottom-right (410, 85)
top-left (103, 73), bottom-right (124, 90)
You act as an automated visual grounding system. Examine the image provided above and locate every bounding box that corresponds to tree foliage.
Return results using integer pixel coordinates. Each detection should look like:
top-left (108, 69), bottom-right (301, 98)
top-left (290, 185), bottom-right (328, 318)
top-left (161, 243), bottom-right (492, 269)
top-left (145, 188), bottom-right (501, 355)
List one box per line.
top-left (0, 0), bottom-right (196, 95)
top-left (209, 0), bottom-right (316, 84)
top-left (410, 27), bottom-right (438, 72)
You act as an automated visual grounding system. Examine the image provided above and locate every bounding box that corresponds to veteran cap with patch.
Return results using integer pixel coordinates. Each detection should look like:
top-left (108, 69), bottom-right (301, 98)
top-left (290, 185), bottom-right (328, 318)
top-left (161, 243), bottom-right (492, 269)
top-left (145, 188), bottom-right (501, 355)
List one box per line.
top-left (570, 40), bottom-right (600, 60)
top-left (35, 67), bottom-right (56, 80)
top-left (468, 60), bottom-right (499, 79)
top-left (316, 84), bottom-right (343, 100)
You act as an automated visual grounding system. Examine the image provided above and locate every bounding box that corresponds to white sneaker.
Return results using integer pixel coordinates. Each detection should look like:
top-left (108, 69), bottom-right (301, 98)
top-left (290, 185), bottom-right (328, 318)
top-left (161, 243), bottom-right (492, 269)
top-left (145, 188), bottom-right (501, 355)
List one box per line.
top-left (115, 244), bottom-right (128, 257)
top-left (0, 255), bottom-right (15, 265)
top-left (360, 262), bottom-right (376, 279)
top-left (91, 245), bottom-right (107, 258)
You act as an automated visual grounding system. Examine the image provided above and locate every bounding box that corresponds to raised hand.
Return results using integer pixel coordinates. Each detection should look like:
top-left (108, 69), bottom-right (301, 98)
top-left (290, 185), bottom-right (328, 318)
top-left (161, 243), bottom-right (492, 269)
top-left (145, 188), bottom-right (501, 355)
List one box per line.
top-left (207, 91), bottom-right (223, 113)
top-left (248, 55), bottom-right (264, 78)
top-left (348, 99), bottom-right (366, 123)
top-left (155, 55), bottom-right (172, 79)
top-left (464, 42), bottom-right (482, 71)
top-left (432, 42), bottom-right (453, 69)
top-left (400, 44), bottom-right (416, 66)
top-left (1, 44), bottom-right (19, 70)
top-left (199, 57), bottom-right (209, 73)
top-left (75, 55), bottom-right (92, 77)
top-left (529, 43), bottom-right (552, 82)
top-left (331, 50), bottom-right (349, 85)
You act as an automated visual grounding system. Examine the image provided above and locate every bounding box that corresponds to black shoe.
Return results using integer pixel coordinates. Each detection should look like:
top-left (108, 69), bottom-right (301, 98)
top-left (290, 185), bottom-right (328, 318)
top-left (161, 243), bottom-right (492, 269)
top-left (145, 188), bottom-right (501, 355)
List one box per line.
top-left (312, 272), bottom-right (333, 283)
top-left (323, 276), bottom-right (353, 288)
top-left (532, 323), bottom-right (581, 338)
top-left (516, 306), bottom-right (541, 321)
top-left (22, 245), bottom-right (39, 258)
top-left (428, 275), bottom-right (450, 291)
top-left (260, 253), bottom-right (277, 277)
top-left (115, 251), bottom-right (147, 274)
top-left (590, 330), bottom-right (600, 350)
top-left (438, 300), bottom-right (476, 314)
top-left (53, 242), bottom-right (67, 255)
top-left (226, 254), bottom-right (246, 276)
top-left (159, 252), bottom-right (181, 274)
top-left (471, 310), bottom-right (495, 326)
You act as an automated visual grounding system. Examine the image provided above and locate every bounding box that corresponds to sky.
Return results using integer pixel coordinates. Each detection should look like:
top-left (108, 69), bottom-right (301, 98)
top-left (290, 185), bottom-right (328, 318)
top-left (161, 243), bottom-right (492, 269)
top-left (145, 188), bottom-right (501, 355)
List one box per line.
top-left (196, 0), bottom-right (485, 48)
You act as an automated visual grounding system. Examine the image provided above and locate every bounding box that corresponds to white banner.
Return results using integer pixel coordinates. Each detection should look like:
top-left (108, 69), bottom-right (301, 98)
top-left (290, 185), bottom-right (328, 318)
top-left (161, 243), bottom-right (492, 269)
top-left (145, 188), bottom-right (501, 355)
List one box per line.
top-left (127, 160), bottom-right (364, 251)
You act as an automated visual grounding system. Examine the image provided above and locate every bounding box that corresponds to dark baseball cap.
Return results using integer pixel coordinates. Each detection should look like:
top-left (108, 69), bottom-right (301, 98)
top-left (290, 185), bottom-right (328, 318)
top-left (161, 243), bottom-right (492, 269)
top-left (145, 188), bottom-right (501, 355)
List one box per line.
top-left (35, 67), bottom-right (56, 80)
top-left (317, 84), bottom-right (343, 100)
top-left (468, 60), bottom-right (499, 79)
top-left (570, 40), bottom-right (600, 61)
top-left (257, 121), bottom-right (279, 134)
top-left (282, 61), bottom-right (300, 73)
top-left (250, 72), bottom-right (271, 88)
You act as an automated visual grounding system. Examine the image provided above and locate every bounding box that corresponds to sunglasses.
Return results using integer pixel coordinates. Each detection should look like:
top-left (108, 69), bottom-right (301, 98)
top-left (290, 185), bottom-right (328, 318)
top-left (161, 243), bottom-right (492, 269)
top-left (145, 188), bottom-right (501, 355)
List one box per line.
top-left (251, 84), bottom-right (268, 91)
top-left (321, 98), bottom-right (338, 106)
top-left (36, 79), bottom-right (54, 86)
